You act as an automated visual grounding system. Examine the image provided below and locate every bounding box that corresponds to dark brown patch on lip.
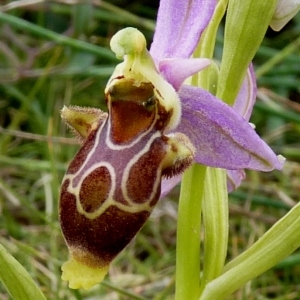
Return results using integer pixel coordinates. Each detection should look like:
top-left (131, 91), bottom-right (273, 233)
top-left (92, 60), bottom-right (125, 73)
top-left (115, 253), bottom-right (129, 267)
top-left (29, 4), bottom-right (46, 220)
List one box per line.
top-left (79, 166), bottom-right (111, 213)
top-left (127, 138), bottom-right (166, 205)
top-left (60, 178), bottom-right (150, 268)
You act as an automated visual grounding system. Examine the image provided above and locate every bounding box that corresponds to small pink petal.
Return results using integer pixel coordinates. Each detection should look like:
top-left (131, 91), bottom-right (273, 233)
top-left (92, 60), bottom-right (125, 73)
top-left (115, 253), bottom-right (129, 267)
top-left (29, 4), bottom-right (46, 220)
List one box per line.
top-left (159, 58), bottom-right (211, 90)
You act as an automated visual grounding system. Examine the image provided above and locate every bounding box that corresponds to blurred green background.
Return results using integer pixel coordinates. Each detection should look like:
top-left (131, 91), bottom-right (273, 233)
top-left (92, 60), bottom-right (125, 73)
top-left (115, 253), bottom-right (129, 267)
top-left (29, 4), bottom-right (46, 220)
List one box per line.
top-left (0, 1), bottom-right (300, 299)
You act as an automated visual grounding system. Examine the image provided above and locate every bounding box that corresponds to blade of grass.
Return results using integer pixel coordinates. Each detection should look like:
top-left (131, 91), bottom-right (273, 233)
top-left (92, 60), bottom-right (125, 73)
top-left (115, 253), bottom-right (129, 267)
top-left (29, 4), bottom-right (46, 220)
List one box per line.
top-left (101, 280), bottom-right (147, 300)
top-left (256, 35), bottom-right (300, 77)
top-left (0, 12), bottom-right (117, 61)
top-left (0, 155), bottom-right (67, 171)
top-left (255, 101), bottom-right (300, 124)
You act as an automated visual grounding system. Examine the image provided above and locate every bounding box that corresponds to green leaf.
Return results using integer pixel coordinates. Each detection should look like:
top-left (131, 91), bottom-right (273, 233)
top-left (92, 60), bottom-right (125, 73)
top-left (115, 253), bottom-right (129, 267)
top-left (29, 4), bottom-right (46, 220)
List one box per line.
top-left (0, 243), bottom-right (47, 300)
top-left (200, 201), bottom-right (300, 299)
top-left (0, 12), bottom-right (117, 61)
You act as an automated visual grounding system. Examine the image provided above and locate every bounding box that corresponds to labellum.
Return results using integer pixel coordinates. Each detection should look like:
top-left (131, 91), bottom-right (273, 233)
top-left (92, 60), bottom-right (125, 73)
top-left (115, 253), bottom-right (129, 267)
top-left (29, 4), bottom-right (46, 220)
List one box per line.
top-left (59, 28), bottom-right (195, 289)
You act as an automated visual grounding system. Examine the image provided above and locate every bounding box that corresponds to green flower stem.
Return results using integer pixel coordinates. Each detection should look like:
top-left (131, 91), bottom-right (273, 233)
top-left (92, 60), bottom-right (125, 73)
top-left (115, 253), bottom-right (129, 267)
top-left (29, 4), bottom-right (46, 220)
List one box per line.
top-left (0, 12), bottom-right (117, 61)
top-left (199, 167), bottom-right (228, 294)
top-left (183, 4), bottom-right (230, 296)
top-left (175, 164), bottom-right (207, 300)
top-left (200, 202), bottom-right (300, 300)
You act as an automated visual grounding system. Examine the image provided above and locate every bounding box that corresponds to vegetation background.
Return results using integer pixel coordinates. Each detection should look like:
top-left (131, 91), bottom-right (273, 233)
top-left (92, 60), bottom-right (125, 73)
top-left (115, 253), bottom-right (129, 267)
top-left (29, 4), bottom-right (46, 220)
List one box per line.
top-left (0, 1), bottom-right (299, 299)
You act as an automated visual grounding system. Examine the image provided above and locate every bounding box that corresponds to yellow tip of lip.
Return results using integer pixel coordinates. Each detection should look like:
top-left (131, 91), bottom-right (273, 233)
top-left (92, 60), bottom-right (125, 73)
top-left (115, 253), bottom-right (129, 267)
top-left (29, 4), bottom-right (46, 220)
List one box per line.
top-left (61, 258), bottom-right (109, 290)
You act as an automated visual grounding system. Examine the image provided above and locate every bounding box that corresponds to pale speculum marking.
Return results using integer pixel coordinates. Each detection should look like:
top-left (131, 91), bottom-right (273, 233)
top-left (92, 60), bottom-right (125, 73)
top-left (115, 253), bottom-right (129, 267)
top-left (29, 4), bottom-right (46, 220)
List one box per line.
top-left (61, 112), bottom-right (166, 221)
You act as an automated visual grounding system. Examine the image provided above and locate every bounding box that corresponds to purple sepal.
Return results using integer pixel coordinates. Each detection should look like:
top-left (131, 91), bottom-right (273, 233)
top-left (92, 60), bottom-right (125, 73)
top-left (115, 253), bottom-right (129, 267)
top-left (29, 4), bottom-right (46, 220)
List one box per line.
top-left (150, 0), bottom-right (217, 62)
top-left (176, 85), bottom-right (284, 171)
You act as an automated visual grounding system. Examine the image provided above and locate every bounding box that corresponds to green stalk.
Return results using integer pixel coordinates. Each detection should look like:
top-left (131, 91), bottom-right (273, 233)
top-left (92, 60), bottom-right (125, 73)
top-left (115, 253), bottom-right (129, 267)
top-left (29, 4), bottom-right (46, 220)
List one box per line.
top-left (200, 202), bottom-right (300, 299)
top-left (195, 2), bottom-right (229, 293)
top-left (199, 167), bottom-right (228, 294)
top-left (175, 164), bottom-right (207, 300)
top-left (176, 3), bottom-right (229, 298)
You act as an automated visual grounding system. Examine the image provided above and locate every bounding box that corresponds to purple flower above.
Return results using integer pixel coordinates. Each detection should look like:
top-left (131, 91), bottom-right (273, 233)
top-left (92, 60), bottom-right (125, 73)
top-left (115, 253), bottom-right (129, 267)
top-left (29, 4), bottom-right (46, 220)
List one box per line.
top-left (148, 0), bottom-right (284, 194)
top-left (150, 0), bottom-right (216, 62)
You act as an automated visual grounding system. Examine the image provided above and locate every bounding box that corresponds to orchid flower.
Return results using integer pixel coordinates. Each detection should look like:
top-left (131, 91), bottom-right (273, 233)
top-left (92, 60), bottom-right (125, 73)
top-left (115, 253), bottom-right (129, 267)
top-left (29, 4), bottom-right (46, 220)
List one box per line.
top-left (58, 0), bottom-right (297, 294)
top-left (150, 0), bottom-right (284, 196)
